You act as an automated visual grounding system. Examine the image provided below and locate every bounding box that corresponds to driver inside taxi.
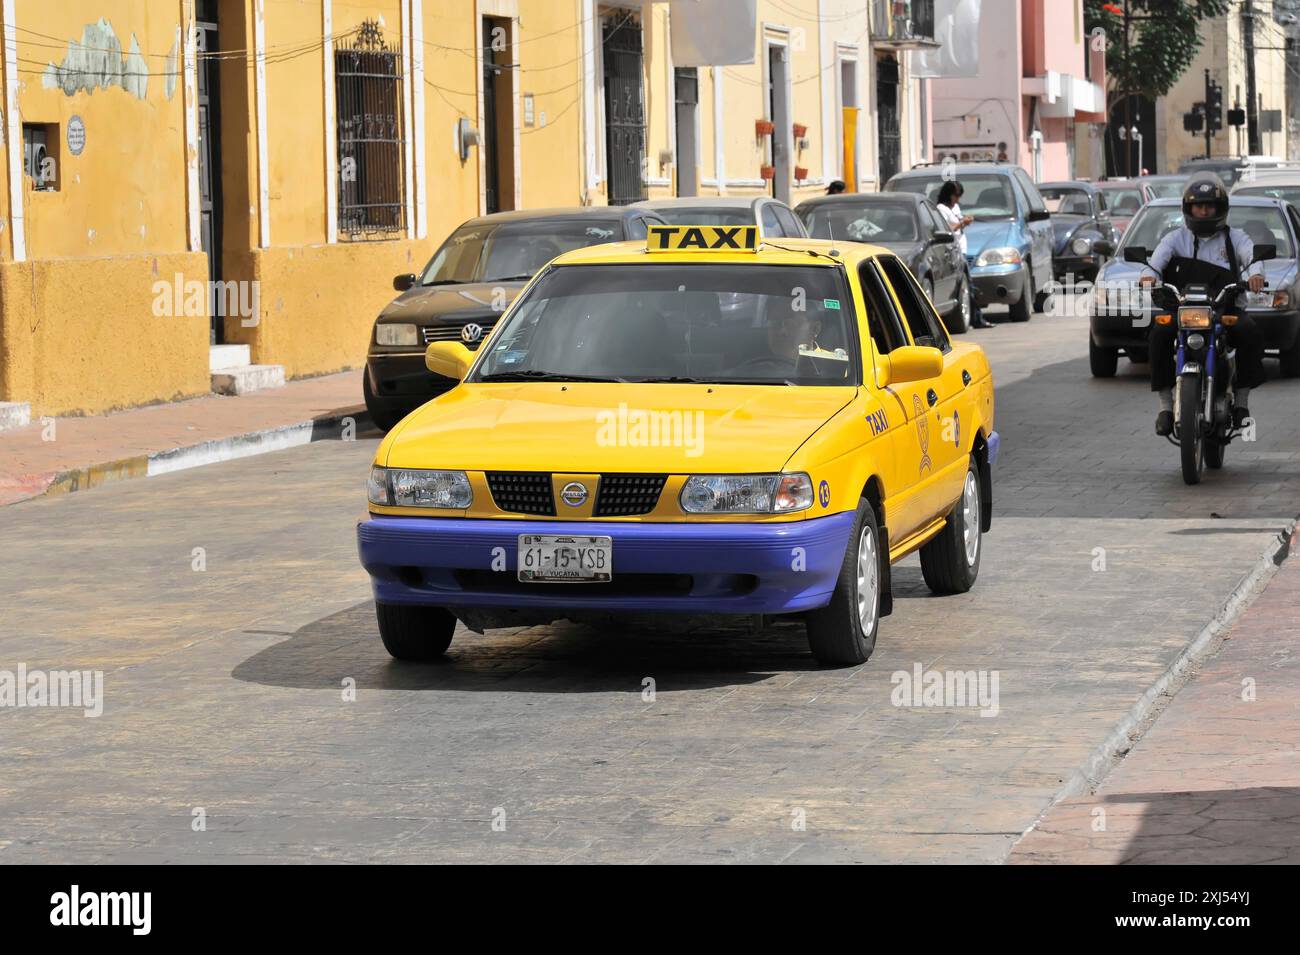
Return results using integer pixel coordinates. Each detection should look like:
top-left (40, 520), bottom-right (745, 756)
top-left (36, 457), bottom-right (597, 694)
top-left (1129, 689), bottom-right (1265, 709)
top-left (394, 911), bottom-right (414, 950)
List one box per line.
top-left (765, 305), bottom-right (823, 362)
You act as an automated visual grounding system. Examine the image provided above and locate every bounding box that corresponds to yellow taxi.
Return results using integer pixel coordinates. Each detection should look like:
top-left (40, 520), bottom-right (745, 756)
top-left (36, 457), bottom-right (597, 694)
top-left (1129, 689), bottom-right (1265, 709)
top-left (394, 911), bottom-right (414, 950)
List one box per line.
top-left (357, 224), bottom-right (999, 666)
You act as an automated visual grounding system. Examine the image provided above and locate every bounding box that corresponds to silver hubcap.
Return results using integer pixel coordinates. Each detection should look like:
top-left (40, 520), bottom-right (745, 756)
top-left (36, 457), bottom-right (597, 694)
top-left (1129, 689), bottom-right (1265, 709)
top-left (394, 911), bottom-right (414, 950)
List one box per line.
top-left (960, 283), bottom-right (971, 324)
top-left (856, 522), bottom-right (879, 635)
top-left (962, 470), bottom-right (980, 566)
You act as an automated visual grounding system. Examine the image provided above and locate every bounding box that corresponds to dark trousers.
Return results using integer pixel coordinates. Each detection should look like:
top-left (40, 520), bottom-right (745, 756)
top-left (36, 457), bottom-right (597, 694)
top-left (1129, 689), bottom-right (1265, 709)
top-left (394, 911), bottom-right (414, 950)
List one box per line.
top-left (1149, 313), bottom-right (1266, 392)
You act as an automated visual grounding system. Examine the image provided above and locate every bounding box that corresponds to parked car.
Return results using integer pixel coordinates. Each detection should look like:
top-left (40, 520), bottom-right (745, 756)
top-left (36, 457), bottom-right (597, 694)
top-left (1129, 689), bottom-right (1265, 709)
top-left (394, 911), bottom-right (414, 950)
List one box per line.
top-left (1089, 195), bottom-right (1300, 378)
top-left (365, 206), bottom-right (666, 431)
top-left (1093, 179), bottom-right (1147, 235)
top-left (1036, 181), bottom-right (1119, 283)
top-left (885, 162), bottom-right (1054, 322)
top-left (1136, 174), bottom-right (1186, 201)
top-left (794, 192), bottom-right (973, 332)
top-left (631, 195), bottom-right (809, 238)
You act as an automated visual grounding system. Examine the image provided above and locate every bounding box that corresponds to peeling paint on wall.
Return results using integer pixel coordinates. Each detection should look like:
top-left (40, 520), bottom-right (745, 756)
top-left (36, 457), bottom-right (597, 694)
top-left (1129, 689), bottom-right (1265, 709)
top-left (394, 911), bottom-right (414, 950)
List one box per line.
top-left (165, 28), bottom-right (180, 101)
top-left (41, 18), bottom-right (150, 100)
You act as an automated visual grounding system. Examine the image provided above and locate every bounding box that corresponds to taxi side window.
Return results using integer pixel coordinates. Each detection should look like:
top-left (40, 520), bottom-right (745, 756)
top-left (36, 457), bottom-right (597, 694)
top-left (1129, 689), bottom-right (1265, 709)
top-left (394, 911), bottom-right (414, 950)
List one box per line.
top-left (857, 261), bottom-right (908, 355)
top-left (761, 203), bottom-right (783, 236)
top-left (877, 255), bottom-right (951, 354)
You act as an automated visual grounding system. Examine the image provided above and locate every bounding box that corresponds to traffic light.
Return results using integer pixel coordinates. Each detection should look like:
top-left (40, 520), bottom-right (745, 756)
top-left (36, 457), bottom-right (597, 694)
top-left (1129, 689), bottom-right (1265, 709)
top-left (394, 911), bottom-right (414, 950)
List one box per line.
top-left (1183, 106), bottom-right (1205, 133)
top-left (1207, 83), bottom-right (1224, 132)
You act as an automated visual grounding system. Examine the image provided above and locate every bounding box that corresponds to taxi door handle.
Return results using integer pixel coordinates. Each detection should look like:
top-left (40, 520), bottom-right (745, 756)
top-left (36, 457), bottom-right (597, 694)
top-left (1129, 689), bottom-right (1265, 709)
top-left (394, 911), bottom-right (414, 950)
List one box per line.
top-left (926, 388), bottom-right (939, 407)
top-left (961, 370), bottom-right (972, 386)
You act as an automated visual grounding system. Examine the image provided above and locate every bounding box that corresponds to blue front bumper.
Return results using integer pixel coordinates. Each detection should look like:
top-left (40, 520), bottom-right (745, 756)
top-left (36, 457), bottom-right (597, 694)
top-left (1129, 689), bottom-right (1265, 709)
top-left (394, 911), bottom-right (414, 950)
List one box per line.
top-left (357, 512), bottom-right (857, 615)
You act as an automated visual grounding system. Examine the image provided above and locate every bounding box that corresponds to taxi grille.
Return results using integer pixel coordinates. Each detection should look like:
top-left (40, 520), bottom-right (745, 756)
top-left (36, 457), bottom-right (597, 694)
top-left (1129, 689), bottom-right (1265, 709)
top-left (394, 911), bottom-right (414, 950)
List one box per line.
top-left (486, 472), bottom-right (555, 516)
top-left (593, 473), bottom-right (668, 517)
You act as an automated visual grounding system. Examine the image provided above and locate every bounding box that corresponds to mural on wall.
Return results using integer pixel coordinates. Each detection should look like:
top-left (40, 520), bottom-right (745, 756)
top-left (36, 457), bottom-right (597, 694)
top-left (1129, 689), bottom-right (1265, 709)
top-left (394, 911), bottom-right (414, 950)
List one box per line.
top-left (41, 18), bottom-right (151, 100)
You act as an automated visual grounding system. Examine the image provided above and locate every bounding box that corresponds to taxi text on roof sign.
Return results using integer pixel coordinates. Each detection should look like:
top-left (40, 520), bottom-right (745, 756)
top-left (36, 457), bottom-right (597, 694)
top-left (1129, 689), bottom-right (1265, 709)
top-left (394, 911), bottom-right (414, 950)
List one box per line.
top-left (646, 224), bottom-right (760, 253)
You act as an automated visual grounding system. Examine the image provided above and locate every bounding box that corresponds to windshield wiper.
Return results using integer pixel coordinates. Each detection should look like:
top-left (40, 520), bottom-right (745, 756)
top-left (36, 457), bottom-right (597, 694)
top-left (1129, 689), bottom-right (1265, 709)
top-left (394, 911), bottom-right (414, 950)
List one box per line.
top-left (484, 274), bottom-right (534, 283)
top-left (635, 375), bottom-right (709, 383)
top-left (478, 370), bottom-right (627, 383)
top-left (421, 279), bottom-right (464, 287)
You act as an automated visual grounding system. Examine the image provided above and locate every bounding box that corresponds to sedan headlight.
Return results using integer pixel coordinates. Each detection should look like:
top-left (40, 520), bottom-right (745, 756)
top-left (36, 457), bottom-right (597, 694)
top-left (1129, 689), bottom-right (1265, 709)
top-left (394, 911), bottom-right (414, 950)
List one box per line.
top-left (680, 473), bottom-right (813, 514)
top-left (375, 323), bottom-right (419, 346)
top-left (367, 466), bottom-right (472, 508)
top-left (1070, 236), bottom-right (1091, 255)
top-left (975, 246), bottom-right (1022, 267)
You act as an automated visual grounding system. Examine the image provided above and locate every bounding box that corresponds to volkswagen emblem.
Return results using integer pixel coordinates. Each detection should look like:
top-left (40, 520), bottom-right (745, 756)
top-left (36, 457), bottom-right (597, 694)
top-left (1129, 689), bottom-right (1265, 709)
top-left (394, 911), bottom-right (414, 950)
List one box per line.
top-left (560, 482), bottom-right (589, 507)
top-left (461, 323), bottom-right (483, 344)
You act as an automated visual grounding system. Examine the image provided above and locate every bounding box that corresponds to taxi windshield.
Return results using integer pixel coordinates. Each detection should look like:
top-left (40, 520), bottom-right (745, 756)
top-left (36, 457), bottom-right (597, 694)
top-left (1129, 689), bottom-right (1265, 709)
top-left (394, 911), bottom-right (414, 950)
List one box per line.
top-left (472, 264), bottom-right (858, 386)
top-left (1122, 205), bottom-right (1293, 257)
top-left (419, 220), bottom-right (623, 285)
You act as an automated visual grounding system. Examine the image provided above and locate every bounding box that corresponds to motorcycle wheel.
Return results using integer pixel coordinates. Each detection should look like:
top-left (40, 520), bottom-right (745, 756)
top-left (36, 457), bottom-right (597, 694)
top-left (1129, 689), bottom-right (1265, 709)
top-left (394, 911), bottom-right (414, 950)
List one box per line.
top-left (1205, 438), bottom-right (1225, 470)
top-left (1178, 375), bottom-right (1205, 485)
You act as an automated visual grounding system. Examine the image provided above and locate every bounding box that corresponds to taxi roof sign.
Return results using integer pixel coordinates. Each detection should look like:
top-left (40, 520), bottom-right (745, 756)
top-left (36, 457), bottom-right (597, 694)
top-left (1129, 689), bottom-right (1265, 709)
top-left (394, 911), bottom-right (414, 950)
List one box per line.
top-left (646, 224), bottom-right (760, 253)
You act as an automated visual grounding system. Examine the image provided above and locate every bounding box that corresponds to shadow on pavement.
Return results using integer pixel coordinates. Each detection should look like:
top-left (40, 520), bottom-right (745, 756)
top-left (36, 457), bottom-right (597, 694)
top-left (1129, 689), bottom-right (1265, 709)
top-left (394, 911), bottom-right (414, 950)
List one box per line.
top-left (1103, 785), bottom-right (1300, 864)
top-left (232, 599), bottom-right (831, 692)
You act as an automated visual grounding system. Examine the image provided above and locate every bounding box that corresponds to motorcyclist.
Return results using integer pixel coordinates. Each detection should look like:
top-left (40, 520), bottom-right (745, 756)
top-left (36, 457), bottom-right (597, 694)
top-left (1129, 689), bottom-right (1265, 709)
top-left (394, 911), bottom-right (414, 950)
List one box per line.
top-left (1138, 174), bottom-right (1266, 436)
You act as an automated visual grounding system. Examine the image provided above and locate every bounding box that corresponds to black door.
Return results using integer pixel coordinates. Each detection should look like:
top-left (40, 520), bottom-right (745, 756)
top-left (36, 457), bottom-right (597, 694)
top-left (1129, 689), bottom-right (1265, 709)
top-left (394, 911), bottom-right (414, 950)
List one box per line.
top-left (196, 0), bottom-right (222, 344)
top-left (603, 14), bottom-right (645, 206)
top-left (482, 17), bottom-right (501, 214)
top-left (876, 56), bottom-right (901, 187)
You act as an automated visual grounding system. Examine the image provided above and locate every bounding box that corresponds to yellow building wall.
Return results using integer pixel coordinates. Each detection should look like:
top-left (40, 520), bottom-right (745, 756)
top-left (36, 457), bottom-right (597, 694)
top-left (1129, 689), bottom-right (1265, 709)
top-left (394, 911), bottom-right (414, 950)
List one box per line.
top-left (515, 0), bottom-right (586, 207)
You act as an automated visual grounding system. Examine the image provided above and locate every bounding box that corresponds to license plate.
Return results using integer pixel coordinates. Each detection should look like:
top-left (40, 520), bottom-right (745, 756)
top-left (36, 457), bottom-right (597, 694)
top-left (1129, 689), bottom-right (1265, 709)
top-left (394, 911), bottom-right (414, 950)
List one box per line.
top-left (518, 535), bottom-right (612, 582)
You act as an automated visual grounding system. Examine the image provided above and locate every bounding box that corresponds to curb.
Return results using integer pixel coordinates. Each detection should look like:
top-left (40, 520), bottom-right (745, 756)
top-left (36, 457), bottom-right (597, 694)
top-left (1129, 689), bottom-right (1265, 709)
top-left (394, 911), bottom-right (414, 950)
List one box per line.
top-left (1009, 517), bottom-right (1298, 854)
top-left (7, 406), bottom-right (372, 506)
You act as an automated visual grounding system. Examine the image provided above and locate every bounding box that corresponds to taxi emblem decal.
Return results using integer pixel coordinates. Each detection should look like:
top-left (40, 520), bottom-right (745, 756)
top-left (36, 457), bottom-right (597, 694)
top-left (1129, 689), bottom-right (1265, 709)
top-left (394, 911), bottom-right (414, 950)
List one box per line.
top-left (818, 480), bottom-right (830, 508)
top-left (461, 323), bottom-right (484, 344)
top-left (560, 482), bottom-right (589, 507)
top-left (914, 394), bottom-right (933, 475)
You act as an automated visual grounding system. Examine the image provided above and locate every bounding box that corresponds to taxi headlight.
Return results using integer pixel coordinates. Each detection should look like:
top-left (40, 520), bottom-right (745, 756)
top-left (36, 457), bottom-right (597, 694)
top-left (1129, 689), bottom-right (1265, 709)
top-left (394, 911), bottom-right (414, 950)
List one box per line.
top-left (680, 473), bottom-right (813, 513)
top-left (376, 323), bottom-right (419, 346)
top-left (368, 466), bottom-right (472, 508)
top-left (1070, 236), bottom-right (1091, 255)
top-left (975, 246), bottom-right (1022, 267)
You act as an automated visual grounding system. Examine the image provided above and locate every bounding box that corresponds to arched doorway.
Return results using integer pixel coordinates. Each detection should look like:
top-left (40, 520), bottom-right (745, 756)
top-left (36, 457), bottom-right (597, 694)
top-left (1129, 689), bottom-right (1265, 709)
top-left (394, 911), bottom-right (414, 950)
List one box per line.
top-left (1106, 93), bottom-right (1157, 177)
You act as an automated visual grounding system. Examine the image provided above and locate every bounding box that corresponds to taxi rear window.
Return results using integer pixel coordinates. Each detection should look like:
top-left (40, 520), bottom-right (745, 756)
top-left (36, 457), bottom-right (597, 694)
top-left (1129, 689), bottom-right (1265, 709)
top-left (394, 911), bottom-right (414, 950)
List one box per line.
top-left (473, 264), bottom-right (859, 386)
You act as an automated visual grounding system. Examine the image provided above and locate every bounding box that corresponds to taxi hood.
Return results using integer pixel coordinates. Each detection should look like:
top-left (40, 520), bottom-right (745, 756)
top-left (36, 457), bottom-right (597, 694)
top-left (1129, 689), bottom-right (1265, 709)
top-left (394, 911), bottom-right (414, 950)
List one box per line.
top-left (383, 383), bottom-right (856, 473)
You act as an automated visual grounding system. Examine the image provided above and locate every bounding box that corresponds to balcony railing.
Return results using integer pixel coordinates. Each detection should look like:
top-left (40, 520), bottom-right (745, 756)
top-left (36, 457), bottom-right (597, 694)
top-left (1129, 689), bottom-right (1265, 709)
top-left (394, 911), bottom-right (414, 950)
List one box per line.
top-left (871, 0), bottom-right (938, 50)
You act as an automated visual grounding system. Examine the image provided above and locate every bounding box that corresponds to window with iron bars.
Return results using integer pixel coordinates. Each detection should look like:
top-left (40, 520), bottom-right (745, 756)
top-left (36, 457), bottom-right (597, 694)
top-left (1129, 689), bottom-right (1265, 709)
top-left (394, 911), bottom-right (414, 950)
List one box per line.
top-left (336, 21), bottom-right (406, 239)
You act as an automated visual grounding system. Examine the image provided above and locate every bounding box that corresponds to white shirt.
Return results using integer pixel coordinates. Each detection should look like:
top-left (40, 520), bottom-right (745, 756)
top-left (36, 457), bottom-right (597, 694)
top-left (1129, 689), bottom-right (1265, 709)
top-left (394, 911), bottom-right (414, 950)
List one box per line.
top-left (938, 202), bottom-right (967, 255)
top-left (1140, 225), bottom-right (1263, 283)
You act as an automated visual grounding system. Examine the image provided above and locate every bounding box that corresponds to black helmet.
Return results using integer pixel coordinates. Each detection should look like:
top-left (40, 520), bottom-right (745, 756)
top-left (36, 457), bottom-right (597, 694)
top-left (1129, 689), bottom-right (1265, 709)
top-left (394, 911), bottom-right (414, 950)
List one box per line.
top-left (1182, 174), bottom-right (1229, 238)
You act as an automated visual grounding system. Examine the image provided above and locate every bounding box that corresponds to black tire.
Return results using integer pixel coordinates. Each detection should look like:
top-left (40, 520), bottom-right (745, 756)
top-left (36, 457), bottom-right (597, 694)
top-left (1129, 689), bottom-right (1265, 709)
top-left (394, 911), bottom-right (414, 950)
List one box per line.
top-left (1205, 437), bottom-right (1225, 470)
top-left (376, 602), bottom-right (457, 661)
top-left (1033, 270), bottom-right (1053, 313)
top-left (919, 457), bottom-right (983, 595)
top-left (363, 373), bottom-right (408, 433)
top-left (1089, 336), bottom-right (1119, 377)
top-left (1281, 342), bottom-right (1300, 378)
top-left (1009, 268), bottom-right (1033, 322)
top-left (944, 278), bottom-right (971, 335)
top-left (1178, 374), bottom-right (1205, 485)
top-left (805, 499), bottom-right (882, 667)
top-left (1127, 347), bottom-right (1149, 363)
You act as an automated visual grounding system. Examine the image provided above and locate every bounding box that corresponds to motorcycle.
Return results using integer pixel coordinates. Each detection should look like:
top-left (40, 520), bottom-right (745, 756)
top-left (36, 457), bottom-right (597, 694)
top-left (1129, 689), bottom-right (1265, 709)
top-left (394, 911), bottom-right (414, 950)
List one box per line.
top-left (1123, 243), bottom-right (1274, 485)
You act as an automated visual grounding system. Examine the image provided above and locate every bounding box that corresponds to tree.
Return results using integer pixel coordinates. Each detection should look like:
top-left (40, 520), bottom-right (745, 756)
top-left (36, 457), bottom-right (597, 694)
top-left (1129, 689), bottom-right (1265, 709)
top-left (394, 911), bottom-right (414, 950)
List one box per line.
top-left (1085, 0), bottom-right (1230, 101)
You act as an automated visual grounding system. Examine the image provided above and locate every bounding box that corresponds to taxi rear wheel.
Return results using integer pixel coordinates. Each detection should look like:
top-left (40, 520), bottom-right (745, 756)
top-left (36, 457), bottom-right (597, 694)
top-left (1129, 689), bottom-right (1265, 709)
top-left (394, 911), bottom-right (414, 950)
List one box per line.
top-left (919, 459), bottom-right (982, 595)
top-left (375, 602), bottom-right (457, 661)
top-left (805, 500), bottom-right (881, 667)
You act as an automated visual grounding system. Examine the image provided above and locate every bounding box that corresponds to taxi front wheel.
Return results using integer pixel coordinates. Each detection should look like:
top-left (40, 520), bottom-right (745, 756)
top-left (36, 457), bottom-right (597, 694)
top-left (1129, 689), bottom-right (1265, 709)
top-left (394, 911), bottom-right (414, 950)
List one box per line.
top-left (805, 499), bottom-right (881, 667)
top-left (375, 602), bottom-right (457, 661)
top-left (919, 458), bottom-right (982, 595)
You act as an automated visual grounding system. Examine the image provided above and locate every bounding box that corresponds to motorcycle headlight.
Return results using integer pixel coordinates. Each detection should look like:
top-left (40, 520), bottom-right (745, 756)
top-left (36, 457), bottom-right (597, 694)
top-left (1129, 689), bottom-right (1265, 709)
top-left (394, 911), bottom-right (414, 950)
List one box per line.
top-left (1177, 306), bottom-right (1212, 329)
top-left (368, 466), bottom-right (472, 508)
top-left (975, 246), bottom-right (1023, 267)
top-left (1070, 236), bottom-right (1091, 255)
top-left (680, 473), bottom-right (813, 514)
top-left (375, 323), bottom-right (419, 346)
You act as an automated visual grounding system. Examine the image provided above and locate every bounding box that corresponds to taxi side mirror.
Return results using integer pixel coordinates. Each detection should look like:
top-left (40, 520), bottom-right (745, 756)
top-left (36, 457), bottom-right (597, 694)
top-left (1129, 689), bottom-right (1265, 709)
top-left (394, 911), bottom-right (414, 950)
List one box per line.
top-left (425, 341), bottom-right (475, 381)
top-left (880, 345), bottom-right (943, 386)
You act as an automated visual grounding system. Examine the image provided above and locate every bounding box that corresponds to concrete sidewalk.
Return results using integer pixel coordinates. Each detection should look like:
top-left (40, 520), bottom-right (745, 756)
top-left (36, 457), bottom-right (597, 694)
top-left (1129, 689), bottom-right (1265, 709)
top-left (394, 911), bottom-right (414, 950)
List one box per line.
top-left (1011, 529), bottom-right (1300, 864)
top-left (0, 370), bottom-right (370, 507)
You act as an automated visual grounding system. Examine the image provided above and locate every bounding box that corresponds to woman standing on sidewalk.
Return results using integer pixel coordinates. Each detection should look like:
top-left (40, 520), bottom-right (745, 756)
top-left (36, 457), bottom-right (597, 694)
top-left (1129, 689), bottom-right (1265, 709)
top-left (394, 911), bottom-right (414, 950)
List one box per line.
top-left (937, 180), bottom-right (994, 329)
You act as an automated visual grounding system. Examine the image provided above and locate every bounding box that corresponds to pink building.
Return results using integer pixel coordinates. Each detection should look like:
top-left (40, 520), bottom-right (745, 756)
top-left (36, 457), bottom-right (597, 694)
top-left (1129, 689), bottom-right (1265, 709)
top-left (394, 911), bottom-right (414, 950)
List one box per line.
top-left (926, 0), bottom-right (1105, 181)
